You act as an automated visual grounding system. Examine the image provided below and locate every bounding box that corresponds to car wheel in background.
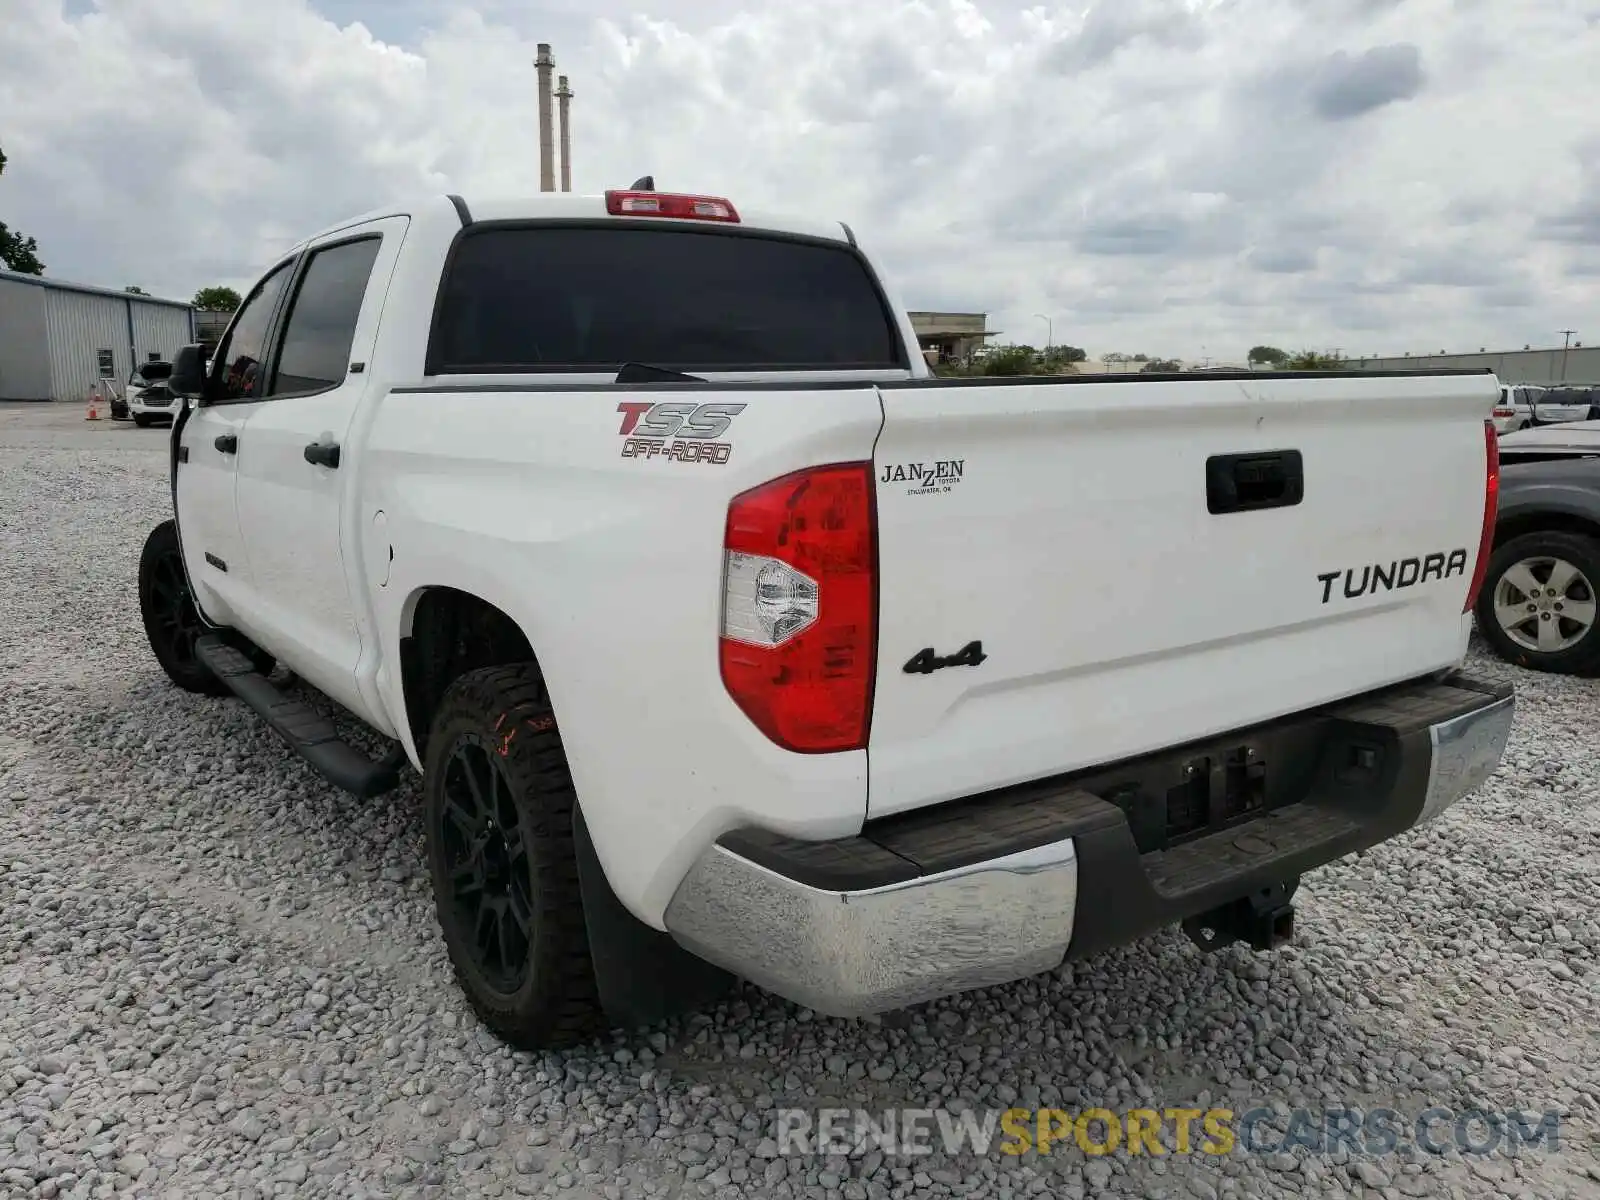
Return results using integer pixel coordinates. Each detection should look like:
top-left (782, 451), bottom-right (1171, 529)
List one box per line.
top-left (1474, 530), bottom-right (1600, 674)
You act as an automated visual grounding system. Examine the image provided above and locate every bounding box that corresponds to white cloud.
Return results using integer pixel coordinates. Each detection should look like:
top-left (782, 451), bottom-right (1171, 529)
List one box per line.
top-left (2, 0), bottom-right (1596, 359)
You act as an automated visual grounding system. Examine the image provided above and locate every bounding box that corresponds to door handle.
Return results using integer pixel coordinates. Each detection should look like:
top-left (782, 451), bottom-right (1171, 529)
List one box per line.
top-left (303, 441), bottom-right (341, 469)
top-left (214, 434), bottom-right (237, 454)
top-left (1206, 450), bottom-right (1304, 514)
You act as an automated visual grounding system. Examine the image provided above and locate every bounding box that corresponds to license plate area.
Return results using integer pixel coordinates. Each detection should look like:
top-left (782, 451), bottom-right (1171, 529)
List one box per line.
top-left (1167, 748), bottom-right (1266, 843)
top-left (1099, 739), bottom-right (1304, 855)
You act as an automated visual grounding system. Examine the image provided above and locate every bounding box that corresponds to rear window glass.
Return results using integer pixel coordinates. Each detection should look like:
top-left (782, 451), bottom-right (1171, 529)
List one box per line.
top-left (429, 225), bottom-right (904, 373)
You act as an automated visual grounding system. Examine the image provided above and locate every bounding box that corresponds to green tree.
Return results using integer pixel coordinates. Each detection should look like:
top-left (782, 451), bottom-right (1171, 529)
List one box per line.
top-left (982, 347), bottom-right (1037, 376)
top-left (1041, 344), bottom-right (1087, 365)
top-left (1142, 358), bottom-right (1182, 373)
top-left (0, 145), bottom-right (45, 275)
top-left (1287, 350), bottom-right (1343, 370)
top-left (193, 285), bottom-right (242, 311)
top-left (1248, 345), bottom-right (1288, 367)
top-left (125, 285), bottom-right (147, 295)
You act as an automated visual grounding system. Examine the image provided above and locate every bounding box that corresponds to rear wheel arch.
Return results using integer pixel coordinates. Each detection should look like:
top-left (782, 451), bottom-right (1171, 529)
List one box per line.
top-left (400, 587), bottom-right (732, 1040)
top-left (1493, 509), bottom-right (1600, 551)
top-left (398, 586), bottom-right (543, 762)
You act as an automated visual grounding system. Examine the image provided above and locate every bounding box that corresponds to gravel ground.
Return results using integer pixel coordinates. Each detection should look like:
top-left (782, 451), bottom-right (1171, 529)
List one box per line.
top-left (1, 403), bottom-right (1598, 1200)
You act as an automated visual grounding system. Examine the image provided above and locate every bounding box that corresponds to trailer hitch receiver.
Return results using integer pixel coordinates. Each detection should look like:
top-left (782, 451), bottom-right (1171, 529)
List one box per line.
top-left (1183, 880), bottom-right (1298, 953)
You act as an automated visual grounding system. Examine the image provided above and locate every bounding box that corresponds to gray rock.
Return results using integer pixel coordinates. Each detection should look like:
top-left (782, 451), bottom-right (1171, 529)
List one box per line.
top-left (1354, 1161), bottom-right (1390, 1188)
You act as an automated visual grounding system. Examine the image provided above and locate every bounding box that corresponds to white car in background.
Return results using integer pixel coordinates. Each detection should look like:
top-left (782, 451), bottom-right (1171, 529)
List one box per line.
top-left (127, 359), bottom-right (178, 427)
top-left (1492, 384), bottom-right (1542, 435)
top-left (1531, 386), bottom-right (1598, 427)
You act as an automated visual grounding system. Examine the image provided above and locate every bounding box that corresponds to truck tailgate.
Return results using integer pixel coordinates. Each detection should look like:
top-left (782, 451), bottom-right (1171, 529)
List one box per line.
top-left (866, 372), bottom-right (1497, 818)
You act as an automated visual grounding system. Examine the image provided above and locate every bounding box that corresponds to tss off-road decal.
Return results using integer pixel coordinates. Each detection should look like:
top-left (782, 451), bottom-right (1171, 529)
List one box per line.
top-left (617, 402), bottom-right (747, 465)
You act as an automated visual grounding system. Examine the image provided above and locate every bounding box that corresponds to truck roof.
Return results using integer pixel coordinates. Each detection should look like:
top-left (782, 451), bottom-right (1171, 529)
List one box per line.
top-left (293, 192), bottom-right (855, 257)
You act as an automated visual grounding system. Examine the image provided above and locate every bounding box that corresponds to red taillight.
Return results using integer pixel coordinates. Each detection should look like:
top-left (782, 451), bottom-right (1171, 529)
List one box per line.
top-left (1465, 418), bottom-right (1499, 613)
top-left (605, 190), bottom-right (740, 223)
top-left (1491, 407), bottom-right (1516, 418)
top-left (719, 463), bottom-right (877, 753)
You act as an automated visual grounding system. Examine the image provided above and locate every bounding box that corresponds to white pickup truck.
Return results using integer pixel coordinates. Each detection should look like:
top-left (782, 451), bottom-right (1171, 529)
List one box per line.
top-left (137, 187), bottom-right (1515, 1048)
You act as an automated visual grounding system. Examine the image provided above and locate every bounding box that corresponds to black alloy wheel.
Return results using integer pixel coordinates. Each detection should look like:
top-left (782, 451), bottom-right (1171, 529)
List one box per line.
top-left (150, 554), bottom-right (200, 666)
top-left (138, 519), bottom-right (230, 696)
top-left (436, 734), bottom-right (535, 993)
top-left (138, 519), bottom-right (275, 695)
top-left (422, 664), bottom-right (602, 1048)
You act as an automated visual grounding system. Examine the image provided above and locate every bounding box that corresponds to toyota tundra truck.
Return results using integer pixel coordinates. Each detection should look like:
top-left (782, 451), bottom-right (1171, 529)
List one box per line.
top-left (136, 186), bottom-right (1514, 1048)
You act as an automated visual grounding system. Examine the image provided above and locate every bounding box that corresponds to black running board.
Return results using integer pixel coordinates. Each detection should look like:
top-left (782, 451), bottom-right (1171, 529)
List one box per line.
top-left (196, 635), bottom-right (409, 798)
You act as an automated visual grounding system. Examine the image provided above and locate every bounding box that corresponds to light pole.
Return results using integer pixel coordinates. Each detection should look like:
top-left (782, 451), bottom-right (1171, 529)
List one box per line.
top-left (1034, 314), bottom-right (1052, 354)
top-left (1559, 329), bottom-right (1577, 381)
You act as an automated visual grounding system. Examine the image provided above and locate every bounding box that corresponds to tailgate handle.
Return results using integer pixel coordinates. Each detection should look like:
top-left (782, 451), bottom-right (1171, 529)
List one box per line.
top-left (1206, 450), bottom-right (1303, 514)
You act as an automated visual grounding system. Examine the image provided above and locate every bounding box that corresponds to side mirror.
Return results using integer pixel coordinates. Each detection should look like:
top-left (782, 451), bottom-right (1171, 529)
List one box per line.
top-left (169, 344), bottom-right (208, 400)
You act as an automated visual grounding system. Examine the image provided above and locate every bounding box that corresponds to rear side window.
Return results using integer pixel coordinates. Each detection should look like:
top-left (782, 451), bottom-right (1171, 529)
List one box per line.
top-left (429, 225), bottom-right (904, 373)
top-left (267, 237), bottom-right (382, 397)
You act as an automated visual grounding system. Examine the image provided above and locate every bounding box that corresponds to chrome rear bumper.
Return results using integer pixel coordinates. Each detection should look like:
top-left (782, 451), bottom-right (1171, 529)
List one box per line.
top-left (664, 837), bottom-right (1079, 1017)
top-left (664, 674), bottom-right (1513, 1018)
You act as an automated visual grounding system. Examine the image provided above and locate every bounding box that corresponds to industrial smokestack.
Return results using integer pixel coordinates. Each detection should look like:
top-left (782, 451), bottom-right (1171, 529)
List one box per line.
top-left (535, 43), bottom-right (555, 192)
top-left (556, 75), bottom-right (573, 192)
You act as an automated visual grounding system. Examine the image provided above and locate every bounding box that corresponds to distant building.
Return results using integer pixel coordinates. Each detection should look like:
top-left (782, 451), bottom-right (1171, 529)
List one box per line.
top-left (1344, 345), bottom-right (1600, 385)
top-left (908, 312), bottom-right (993, 363)
top-left (0, 269), bottom-right (195, 402)
top-left (1075, 358), bottom-right (1147, 374)
top-left (193, 309), bottom-right (232, 351)
top-left (1074, 359), bottom-right (1250, 374)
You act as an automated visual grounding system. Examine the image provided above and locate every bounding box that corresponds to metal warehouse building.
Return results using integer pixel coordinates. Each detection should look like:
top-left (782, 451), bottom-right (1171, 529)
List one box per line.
top-left (1344, 345), bottom-right (1600, 386)
top-left (0, 269), bottom-right (196, 402)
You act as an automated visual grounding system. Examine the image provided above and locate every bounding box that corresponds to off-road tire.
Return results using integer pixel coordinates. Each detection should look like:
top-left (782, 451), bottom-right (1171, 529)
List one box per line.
top-left (138, 519), bottom-right (274, 695)
top-left (423, 664), bottom-right (603, 1049)
top-left (1474, 529), bottom-right (1600, 674)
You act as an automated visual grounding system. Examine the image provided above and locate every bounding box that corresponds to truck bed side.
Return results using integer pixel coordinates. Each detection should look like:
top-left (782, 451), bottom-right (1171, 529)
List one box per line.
top-left (358, 383), bottom-right (884, 927)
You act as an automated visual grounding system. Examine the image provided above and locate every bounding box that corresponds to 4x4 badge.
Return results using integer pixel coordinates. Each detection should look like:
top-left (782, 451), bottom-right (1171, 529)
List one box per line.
top-left (903, 640), bottom-right (987, 675)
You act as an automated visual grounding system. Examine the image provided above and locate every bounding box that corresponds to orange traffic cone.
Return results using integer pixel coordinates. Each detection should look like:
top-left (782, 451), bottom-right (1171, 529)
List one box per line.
top-left (86, 390), bottom-right (100, 421)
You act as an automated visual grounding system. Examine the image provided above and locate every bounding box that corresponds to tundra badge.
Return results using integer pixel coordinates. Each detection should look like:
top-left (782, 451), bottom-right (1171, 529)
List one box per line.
top-left (1318, 549), bottom-right (1468, 604)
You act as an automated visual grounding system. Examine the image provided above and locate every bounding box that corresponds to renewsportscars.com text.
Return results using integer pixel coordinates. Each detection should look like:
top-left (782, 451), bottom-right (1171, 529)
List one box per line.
top-left (773, 1105), bottom-right (1564, 1159)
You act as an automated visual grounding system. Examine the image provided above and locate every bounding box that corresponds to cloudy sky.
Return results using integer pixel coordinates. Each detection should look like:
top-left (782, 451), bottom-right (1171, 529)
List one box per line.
top-left (3, 0), bottom-right (1597, 360)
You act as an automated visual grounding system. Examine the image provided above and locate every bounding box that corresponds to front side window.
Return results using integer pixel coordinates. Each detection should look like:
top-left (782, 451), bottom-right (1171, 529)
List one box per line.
top-left (214, 262), bottom-right (294, 402)
top-left (266, 237), bottom-right (382, 397)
